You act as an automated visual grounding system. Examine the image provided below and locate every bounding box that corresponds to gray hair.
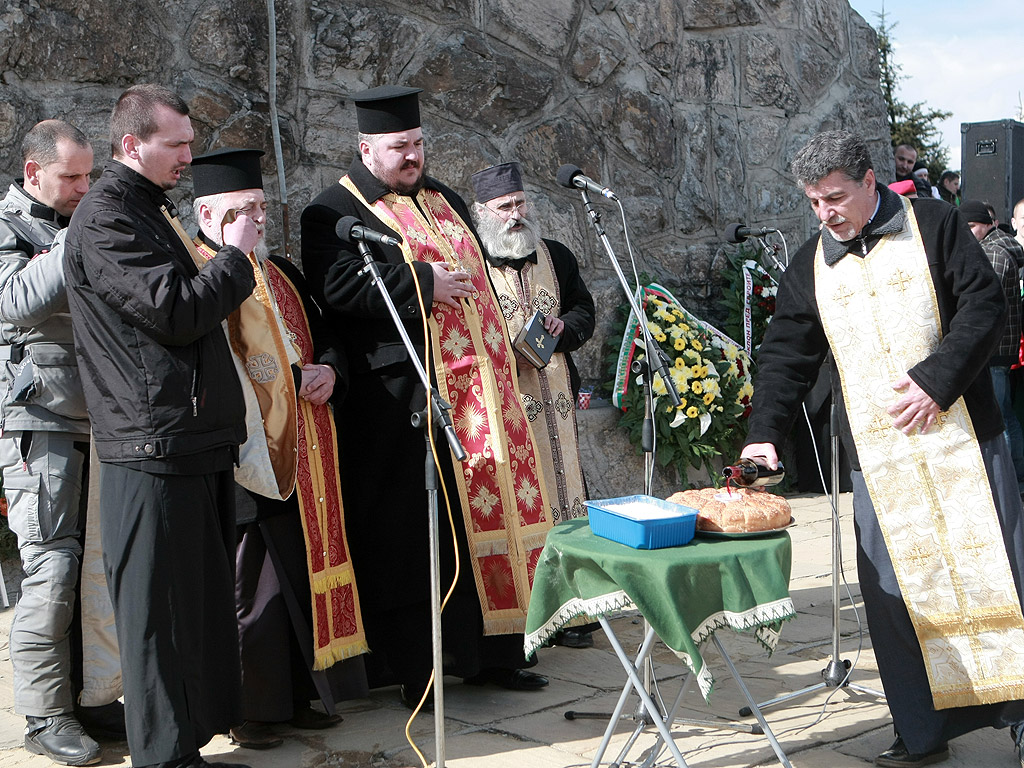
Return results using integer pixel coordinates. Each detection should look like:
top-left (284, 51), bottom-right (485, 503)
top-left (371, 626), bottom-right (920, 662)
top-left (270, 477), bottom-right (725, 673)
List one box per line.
top-left (192, 192), bottom-right (232, 241)
top-left (791, 130), bottom-right (873, 187)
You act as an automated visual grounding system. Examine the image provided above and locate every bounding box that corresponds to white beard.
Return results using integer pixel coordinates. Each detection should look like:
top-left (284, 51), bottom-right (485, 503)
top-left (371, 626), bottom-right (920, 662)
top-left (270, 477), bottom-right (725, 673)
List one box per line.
top-left (474, 211), bottom-right (542, 263)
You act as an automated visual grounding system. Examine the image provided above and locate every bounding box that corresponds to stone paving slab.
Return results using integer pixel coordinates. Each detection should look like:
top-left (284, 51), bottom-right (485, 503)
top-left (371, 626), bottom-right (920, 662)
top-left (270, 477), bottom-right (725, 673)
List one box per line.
top-left (0, 492), bottom-right (1016, 768)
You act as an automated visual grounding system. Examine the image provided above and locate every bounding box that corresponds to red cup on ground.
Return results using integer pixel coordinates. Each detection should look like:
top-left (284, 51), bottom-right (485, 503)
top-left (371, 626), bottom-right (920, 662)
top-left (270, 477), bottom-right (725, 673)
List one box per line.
top-left (578, 387), bottom-right (593, 410)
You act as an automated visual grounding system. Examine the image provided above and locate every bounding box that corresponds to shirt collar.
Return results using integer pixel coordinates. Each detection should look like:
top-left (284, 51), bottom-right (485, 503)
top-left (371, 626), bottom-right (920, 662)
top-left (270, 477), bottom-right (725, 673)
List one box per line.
top-left (820, 182), bottom-right (907, 266)
top-left (487, 250), bottom-right (538, 269)
top-left (13, 184), bottom-right (67, 227)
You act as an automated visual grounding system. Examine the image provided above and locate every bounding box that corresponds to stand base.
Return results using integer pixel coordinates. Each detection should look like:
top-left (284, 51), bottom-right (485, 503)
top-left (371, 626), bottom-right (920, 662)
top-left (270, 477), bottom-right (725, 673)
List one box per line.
top-left (738, 657), bottom-right (885, 717)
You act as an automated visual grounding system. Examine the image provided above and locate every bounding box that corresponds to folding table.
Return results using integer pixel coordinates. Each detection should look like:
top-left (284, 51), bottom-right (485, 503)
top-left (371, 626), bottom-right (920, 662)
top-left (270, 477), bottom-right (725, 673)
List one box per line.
top-left (525, 519), bottom-right (796, 768)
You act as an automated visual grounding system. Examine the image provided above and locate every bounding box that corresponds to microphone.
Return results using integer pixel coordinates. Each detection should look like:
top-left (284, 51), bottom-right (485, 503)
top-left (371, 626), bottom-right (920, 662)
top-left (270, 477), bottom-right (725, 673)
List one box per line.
top-left (335, 216), bottom-right (402, 248)
top-left (725, 223), bottom-right (779, 243)
top-left (556, 164), bottom-right (618, 201)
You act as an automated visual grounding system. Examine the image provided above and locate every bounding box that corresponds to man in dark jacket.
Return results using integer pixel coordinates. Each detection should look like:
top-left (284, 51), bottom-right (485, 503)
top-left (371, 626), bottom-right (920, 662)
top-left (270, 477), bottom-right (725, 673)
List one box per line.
top-left (741, 130), bottom-right (1024, 768)
top-left (961, 199), bottom-right (1024, 495)
top-left (64, 85), bottom-right (258, 768)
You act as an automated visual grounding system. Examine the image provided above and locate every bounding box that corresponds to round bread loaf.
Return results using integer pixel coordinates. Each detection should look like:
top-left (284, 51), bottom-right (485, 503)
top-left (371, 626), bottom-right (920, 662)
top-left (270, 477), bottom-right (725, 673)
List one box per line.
top-left (667, 487), bottom-right (791, 533)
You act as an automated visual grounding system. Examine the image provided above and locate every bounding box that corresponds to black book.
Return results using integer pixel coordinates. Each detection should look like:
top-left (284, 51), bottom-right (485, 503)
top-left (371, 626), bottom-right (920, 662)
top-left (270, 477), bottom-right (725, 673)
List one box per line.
top-left (513, 310), bottom-right (556, 368)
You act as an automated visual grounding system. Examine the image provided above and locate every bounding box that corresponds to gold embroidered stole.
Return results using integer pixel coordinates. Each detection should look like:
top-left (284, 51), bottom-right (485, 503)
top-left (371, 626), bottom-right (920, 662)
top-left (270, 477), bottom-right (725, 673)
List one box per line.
top-left (263, 261), bottom-right (367, 668)
top-left (487, 242), bottom-right (587, 523)
top-left (339, 176), bottom-right (552, 635)
top-left (815, 198), bottom-right (1024, 708)
top-left (189, 235), bottom-right (297, 499)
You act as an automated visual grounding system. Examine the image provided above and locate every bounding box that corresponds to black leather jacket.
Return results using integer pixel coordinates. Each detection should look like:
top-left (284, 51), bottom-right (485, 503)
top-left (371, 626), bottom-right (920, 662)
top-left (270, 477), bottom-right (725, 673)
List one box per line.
top-left (64, 161), bottom-right (255, 467)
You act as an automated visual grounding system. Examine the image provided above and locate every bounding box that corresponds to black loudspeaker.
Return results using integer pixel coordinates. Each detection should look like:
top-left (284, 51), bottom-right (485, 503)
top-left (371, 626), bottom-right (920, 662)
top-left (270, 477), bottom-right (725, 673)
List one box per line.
top-left (961, 119), bottom-right (1024, 222)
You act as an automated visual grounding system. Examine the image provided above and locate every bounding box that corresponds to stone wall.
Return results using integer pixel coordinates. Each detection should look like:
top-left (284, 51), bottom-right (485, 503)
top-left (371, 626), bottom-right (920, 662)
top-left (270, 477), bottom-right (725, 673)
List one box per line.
top-left (0, 0), bottom-right (891, 390)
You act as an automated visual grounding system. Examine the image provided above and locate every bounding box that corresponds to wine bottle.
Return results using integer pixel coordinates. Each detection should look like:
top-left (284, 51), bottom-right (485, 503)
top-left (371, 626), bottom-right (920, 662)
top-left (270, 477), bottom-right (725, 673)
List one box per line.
top-left (721, 458), bottom-right (785, 488)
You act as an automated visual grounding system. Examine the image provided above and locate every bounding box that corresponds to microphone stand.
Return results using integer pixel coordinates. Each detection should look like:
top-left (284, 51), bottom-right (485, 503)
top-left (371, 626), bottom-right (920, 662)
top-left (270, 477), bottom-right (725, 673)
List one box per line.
top-left (356, 240), bottom-right (466, 768)
top-left (563, 189), bottom-right (683, 752)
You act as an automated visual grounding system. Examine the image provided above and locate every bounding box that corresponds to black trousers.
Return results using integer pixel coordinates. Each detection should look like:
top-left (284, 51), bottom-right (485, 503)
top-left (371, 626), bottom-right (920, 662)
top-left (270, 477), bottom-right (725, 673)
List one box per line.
top-left (100, 463), bottom-right (240, 768)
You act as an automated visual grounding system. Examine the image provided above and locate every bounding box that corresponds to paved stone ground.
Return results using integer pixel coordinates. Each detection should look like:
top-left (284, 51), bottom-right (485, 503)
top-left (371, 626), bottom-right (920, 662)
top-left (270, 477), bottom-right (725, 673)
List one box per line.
top-left (0, 493), bottom-right (1017, 768)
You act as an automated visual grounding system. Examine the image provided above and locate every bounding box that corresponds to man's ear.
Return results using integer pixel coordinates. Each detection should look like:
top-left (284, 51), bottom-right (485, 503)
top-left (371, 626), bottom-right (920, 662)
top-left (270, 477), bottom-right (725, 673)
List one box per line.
top-left (23, 159), bottom-right (42, 187)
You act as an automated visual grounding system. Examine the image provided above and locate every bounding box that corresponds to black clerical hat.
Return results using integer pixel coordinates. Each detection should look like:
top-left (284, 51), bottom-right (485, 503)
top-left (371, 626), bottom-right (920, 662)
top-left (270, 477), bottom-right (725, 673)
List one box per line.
top-left (352, 85), bottom-right (423, 134)
top-left (471, 162), bottom-right (524, 203)
top-left (191, 148), bottom-right (265, 197)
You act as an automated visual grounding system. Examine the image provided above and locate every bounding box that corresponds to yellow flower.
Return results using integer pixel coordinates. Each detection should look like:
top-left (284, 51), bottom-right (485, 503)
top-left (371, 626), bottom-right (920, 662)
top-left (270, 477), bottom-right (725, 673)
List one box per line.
top-left (686, 406), bottom-right (699, 418)
top-left (703, 392), bottom-right (715, 405)
top-left (691, 339), bottom-right (703, 352)
top-left (690, 364), bottom-right (702, 377)
top-left (691, 380), bottom-right (704, 395)
top-left (665, 404), bottom-right (674, 413)
top-left (677, 398), bottom-right (687, 410)
top-left (653, 377), bottom-right (667, 395)
top-left (723, 344), bottom-right (738, 361)
top-left (654, 332), bottom-right (667, 342)
top-left (674, 337), bottom-right (686, 351)
top-left (674, 357), bottom-right (686, 369)
top-left (680, 323), bottom-right (691, 332)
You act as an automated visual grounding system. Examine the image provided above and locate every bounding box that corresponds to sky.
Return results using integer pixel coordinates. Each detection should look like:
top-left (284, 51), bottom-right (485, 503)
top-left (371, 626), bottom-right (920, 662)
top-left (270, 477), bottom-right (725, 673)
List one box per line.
top-left (846, 0), bottom-right (1021, 171)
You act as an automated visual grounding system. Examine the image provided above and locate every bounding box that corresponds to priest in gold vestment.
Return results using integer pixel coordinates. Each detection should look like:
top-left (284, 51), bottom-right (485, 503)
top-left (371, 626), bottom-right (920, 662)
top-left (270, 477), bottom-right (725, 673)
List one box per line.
top-left (742, 130), bottom-right (1024, 768)
top-left (301, 86), bottom-right (552, 707)
top-left (190, 148), bottom-right (367, 749)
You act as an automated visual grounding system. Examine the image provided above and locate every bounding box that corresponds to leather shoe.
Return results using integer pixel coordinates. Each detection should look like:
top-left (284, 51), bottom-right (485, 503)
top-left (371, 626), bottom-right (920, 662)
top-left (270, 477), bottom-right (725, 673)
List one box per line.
top-left (400, 684), bottom-right (434, 711)
top-left (875, 736), bottom-right (948, 767)
top-left (25, 714), bottom-right (101, 766)
top-left (75, 700), bottom-right (127, 741)
top-left (464, 667), bottom-right (549, 691)
top-left (288, 705), bottom-right (341, 729)
top-left (185, 757), bottom-right (253, 768)
top-left (553, 629), bottom-right (594, 649)
top-left (229, 721), bottom-right (283, 750)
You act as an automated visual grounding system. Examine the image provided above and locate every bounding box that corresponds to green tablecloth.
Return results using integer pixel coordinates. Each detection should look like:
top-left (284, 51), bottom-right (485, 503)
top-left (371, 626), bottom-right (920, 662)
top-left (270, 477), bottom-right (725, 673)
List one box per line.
top-left (525, 519), bottom-right (795, 699)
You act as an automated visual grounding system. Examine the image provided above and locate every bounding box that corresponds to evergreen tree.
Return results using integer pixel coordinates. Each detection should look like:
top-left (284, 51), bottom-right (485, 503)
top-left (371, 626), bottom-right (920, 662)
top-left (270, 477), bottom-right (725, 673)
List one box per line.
top-left (874, 10), bottom-right (952, 180)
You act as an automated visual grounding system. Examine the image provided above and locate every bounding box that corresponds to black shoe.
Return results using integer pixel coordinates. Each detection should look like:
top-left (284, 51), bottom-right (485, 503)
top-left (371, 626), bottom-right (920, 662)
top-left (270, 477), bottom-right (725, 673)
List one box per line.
top-left (400, 684), bottom-right (434, 711)
top-left (229, 721), bottom-right (284, 749)
top-left (186, 756), bottom-right (253, 768)
top-left (875, 736), bottom-right (949, 767)
top-left (75, 700), bottom-right (128, 741)
top-left (24, 714), bottom-right (101, 766)
top-left (288, 704), bottom-right (342, 729)
top-left (464, 667), bottom-right (549, 690)
top-left (553, 629), bottom-right (594, 649)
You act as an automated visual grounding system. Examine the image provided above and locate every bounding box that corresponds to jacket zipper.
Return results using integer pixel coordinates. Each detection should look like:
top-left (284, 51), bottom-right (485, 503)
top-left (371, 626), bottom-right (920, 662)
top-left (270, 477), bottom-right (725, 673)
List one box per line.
top-left (191, 342), bottom-right (202, 416)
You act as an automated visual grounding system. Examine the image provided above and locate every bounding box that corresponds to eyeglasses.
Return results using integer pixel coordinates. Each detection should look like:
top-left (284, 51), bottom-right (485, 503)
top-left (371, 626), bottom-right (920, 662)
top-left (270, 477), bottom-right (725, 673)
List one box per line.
top-left (486, 196), bottom-right (532, 219)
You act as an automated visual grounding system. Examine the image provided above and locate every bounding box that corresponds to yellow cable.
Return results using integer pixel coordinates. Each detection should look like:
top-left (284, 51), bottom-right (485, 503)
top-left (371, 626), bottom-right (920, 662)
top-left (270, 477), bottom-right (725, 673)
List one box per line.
top-left (403, 258), bottom-right (463, 767)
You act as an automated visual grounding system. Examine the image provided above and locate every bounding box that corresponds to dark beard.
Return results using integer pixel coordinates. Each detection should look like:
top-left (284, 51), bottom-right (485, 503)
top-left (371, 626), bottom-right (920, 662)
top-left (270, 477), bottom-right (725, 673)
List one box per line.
top-left (376, 159), bottom-right (428, 196)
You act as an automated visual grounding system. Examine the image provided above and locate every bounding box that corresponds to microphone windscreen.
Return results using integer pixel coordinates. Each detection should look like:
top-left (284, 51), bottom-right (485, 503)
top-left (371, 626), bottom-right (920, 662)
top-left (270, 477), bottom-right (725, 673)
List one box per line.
top-left (335, 216), bottom-right (362, 244)
top-left (725, 223), bottom-right (746, 244)
top-left (556, 164), bottom-right (582, 189)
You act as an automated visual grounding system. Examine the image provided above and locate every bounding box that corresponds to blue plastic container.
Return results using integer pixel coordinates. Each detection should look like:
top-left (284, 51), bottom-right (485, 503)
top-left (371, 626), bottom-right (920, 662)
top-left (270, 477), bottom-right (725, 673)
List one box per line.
top-left (587, 495), bottom-right (698, 549)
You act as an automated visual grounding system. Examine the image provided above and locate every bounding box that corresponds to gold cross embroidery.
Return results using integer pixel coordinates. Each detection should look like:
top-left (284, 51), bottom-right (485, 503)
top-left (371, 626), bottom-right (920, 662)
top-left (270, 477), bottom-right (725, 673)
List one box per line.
top-left (833, 283), bottom-right (855, 307)
top-left (534, 336), bottom-right (545, 349)
top-left (888, 269), bottom-right (914, 292)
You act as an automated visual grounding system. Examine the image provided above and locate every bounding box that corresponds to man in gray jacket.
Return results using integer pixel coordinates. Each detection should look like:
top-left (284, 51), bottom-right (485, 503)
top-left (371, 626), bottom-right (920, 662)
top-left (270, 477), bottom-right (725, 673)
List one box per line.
top-left (0, 119), bottom-right (106, 766)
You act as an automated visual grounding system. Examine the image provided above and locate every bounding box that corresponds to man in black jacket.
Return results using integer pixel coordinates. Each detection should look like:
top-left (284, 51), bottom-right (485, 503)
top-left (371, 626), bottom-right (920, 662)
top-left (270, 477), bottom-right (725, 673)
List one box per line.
top-left (64, 85), bottom-right (258, 768)
top-left (742, 130), bottom-right (1024, 768)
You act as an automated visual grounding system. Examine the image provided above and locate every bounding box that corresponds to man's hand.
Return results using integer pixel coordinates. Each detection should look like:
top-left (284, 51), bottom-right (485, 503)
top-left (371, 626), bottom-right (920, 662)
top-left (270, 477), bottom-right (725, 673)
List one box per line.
top-left (430, 262), bottom-right (473, 308)
top-left (542, 314), bottom-right (564, 337)
top-left (222, 212), bottom-right (259, 256)
top-left (740, 443), bottom-right (779, 469)
top-left (887, 374), bottom-right (940, 435)
top-left (298, 363), bottom-right (335, 405)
